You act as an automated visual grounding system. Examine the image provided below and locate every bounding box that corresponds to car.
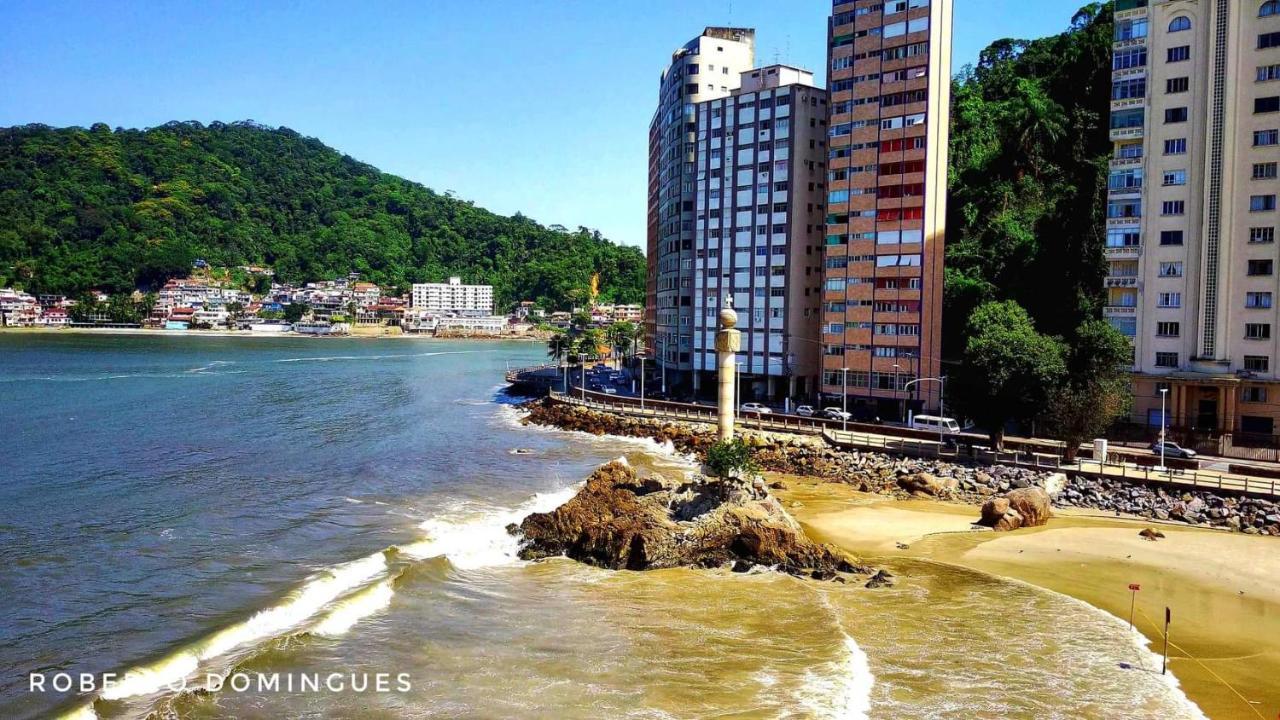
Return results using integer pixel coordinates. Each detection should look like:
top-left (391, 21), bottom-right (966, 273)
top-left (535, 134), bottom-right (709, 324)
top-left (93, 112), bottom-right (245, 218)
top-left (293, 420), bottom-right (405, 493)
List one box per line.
top-left (820, 407), bottom-right (853, 421)
top-left (795, 405), bottom-right (816, 417)
top-left (740, 402), bottom-right (773, 414)
top-left (601, 387), bottom-right (618, 395)
top-left (1151, 440), bottom-right (1197, 459)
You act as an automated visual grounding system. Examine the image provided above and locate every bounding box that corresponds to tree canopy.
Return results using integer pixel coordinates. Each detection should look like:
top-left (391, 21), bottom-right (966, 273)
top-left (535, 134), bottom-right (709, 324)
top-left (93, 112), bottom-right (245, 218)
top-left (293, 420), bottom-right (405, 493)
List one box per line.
top-left (945, 3), bottom-right (1113, 356)
top-left (0, 121), bottom-right (644, 311)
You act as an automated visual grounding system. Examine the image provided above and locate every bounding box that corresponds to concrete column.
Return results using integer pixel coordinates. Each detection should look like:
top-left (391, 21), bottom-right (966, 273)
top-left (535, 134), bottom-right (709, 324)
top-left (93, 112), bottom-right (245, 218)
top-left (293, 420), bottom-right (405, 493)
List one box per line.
top-left (715, 302), bottom-right (741, 441)
top-left (1224, 385), bottom-right (1237, 433)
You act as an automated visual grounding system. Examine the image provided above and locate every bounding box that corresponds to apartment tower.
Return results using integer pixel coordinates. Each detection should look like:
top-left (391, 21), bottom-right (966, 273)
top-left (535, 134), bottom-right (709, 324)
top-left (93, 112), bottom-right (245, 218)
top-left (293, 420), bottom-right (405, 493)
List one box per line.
top-left (821, 0), bottom-right (953, 418)
top-left (647, 28), bottom-right (756, 390)
top-left (689, 65), bottom-right (829, 402)
top-left (1108, 0), bottom-right (1280, 437)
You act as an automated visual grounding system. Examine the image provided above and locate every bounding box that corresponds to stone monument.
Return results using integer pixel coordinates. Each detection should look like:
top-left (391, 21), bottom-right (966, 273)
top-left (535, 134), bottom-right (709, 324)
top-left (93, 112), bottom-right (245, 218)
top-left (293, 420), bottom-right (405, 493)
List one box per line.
top-left (715, 298), bottom-right (741, 441)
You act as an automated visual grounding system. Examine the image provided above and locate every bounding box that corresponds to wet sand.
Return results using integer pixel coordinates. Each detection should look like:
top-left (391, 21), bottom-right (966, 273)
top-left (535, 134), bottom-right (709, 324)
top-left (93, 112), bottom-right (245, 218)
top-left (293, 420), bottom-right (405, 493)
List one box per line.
top-left (780, 475), bottom-right (1280, 720)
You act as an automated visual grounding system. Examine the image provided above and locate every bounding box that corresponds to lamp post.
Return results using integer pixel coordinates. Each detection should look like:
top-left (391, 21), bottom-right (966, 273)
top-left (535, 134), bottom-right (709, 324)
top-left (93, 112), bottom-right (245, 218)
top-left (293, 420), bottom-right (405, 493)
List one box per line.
top-left (893, 363), bottom-right (901, 423)
top-left (841, 367), bottom-right (850, 432)
top-left (903, 376), bottom-right (947, 446)
top-left (639, 355), bottom-right (646, 411)
top-left (1157, 387), bottom-right (1169, 472)
top-left (736, 360), bottom-right (744, 414)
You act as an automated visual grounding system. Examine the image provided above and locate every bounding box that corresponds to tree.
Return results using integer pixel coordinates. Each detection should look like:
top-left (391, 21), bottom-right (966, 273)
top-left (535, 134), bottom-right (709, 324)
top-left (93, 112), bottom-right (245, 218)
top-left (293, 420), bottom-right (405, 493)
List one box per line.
top-left (704, 438), bottom-right (761, 482)
top-left (283, 303), bottom-right (307, 323)
top-left (607, 321), bottom-right (637, 364)
top-left (547, 332), bottom-right (571, 365)
top-left (1043, 319), bottom-right (1134, 461)
top-left (953, 301), bottom-right (1067, 449)
top-left (226, 301), bottom-right (245, 317)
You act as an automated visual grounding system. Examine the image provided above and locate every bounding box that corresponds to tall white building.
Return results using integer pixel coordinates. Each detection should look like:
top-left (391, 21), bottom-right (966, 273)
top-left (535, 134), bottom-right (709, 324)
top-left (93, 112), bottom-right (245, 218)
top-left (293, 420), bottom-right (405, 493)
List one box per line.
top-left (411, 277), bottom-right (494, 316)
top-left (1107, 0), bottom-right (1280, 438)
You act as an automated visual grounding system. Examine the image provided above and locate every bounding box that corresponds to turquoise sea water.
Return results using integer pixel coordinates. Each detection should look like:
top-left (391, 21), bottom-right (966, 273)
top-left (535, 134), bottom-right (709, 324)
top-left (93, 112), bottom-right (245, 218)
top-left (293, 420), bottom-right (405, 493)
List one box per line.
top-left (0, 334), bottom-right (1208, 720)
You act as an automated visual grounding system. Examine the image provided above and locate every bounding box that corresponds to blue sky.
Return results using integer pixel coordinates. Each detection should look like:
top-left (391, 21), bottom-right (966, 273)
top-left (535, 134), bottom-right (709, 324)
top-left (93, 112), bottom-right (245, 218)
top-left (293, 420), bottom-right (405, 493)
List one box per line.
top-left (0, 0), bottom-right (1092, 249)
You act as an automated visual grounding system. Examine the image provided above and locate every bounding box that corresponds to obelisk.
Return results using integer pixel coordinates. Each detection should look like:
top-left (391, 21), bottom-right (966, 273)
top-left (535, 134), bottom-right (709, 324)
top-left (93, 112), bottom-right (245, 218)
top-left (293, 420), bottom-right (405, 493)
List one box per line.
top-left (715, 298), bottom-right (740, 441)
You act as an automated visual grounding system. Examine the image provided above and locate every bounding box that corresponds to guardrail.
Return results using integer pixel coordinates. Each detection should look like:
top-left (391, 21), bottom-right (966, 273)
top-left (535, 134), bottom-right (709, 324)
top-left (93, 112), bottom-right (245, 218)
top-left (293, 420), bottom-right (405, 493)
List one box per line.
top-left (549, 391), bottom-right (1280, 499)
top-left (505, 363), bottom-right (561, 383)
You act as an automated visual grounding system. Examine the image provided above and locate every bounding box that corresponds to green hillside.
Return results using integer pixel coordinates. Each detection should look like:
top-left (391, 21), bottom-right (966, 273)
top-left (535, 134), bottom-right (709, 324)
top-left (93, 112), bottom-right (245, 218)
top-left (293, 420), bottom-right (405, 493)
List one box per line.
top-left (0, 120), bottom-right (644, 310)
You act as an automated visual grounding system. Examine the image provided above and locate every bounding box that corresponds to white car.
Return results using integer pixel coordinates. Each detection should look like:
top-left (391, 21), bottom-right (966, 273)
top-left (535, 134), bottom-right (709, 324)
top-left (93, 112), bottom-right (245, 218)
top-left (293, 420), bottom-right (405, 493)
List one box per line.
top-left (740, 403), bottom-right (773, 415)
top-left (821, 407), bottom-right (852, 421)
top-left (795, 405), bottom-right (816, 417)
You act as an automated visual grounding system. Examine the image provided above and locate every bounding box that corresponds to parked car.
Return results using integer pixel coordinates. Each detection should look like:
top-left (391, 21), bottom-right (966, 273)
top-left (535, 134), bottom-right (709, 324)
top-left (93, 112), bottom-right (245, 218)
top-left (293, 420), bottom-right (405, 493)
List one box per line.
top-left (795, 405), bottom-right (816, 417)
top-left (602, 387), bottom-right (618, 395)
top-left (1151, 440), bottom-right (1197, 459)
top-left (821, 407), bottom-right (853, 421)
top-left (740, 402), bottom-right (773, 415)
top-left (910, 415), bottom-right (962, 434)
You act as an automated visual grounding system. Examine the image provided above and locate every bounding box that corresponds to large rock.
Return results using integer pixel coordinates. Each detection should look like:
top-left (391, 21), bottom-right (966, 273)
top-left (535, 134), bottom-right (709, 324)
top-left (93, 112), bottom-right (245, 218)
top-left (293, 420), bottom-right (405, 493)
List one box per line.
top-left (897, 472), bottom-right (957, 497)
top-left (979, 487), bottom-right (1052, 531)
top-left (515, 460), bottom-right (870, 578)
top-left (1007, 487), bottom-right (1052, 528)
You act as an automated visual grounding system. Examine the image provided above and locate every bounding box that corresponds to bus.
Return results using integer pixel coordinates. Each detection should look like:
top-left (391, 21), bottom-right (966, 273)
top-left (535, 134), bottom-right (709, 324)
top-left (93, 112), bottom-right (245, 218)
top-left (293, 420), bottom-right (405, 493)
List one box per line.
top-left (910, 415), bottom-right (961, 434)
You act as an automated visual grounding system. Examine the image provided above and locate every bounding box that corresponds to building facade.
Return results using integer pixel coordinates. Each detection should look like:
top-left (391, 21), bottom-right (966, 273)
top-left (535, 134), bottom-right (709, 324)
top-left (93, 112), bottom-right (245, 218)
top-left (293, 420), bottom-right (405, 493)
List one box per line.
top-left (410, 277), bottom-right (494, 316)
top-left (648, 27), bottom-right (756, 390)
top-left (1108, 0), bottom-right (1280, 437)
top-left (689, 65), bottom-right (829, 402)
top-left (820, 0), bottom-right (953, 418)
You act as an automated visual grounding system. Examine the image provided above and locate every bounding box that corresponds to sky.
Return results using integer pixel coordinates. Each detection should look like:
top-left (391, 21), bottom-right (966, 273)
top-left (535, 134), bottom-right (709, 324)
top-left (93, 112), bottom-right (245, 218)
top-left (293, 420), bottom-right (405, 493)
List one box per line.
top-left (0, 0), bottom-right (1091, 249)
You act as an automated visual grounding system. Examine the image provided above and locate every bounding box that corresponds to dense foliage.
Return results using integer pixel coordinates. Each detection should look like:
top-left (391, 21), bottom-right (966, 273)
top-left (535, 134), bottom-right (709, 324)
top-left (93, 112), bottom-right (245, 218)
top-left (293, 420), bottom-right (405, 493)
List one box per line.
top-left (0, 121), bottom-right (645, 310)
top-left (945, 2), bottom-right (1114, 355)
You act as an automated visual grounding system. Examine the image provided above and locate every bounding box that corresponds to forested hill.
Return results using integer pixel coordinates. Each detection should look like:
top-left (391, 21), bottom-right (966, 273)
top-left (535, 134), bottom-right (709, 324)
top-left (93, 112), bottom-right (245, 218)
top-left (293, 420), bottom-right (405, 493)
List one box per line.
top-left (0, 121), bottom-right (645, 309)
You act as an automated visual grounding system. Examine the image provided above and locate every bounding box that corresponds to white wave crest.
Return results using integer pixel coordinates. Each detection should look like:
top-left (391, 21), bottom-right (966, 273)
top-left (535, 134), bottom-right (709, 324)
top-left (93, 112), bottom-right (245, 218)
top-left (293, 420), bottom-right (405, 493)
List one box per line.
top-left (794, 633), bottom-right (875, 720)
top-left (99, 551), bottom-right (389, 700)
top-left (311, 579), bottom-right (395, 637)
top-left (398, 486), bottom-right (580, 570)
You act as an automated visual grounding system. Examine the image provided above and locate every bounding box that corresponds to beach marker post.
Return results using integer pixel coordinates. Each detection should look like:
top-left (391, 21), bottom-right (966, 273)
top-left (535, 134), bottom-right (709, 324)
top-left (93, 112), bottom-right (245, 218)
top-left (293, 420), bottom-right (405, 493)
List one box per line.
top-left (1161, 607), bottom-right (1171, 675)
top-left (715, 299), bottom-right (741, 442)
top-left (1128, 583), bottom-right (1140, 630)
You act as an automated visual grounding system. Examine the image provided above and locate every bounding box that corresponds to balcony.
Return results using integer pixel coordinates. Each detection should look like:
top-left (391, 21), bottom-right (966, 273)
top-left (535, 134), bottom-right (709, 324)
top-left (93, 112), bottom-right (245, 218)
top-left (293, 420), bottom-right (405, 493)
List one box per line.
top-left (1103, 304), bottom-right (1138, 317)
top-left (1112, 66), bottom-right (1146, 80)
top-left (1104, 276), bottom-right (1140, 289)
top-left (1110, 96), bottom-right (1145, 112)
top-left (1110, 126), bottom-right (1145, 141)
top-left (1105, 245), bottom-right (1142, 259)
top-left (1110, 156), bottom-right (1143, 168)
top-left (1113, 37), bottom-right (1147, 51)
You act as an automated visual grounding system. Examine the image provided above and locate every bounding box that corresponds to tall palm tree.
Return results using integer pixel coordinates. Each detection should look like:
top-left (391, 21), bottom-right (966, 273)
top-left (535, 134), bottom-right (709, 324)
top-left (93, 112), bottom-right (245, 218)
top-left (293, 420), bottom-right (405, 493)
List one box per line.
top-left (547, 332), bottom-right (570, 365)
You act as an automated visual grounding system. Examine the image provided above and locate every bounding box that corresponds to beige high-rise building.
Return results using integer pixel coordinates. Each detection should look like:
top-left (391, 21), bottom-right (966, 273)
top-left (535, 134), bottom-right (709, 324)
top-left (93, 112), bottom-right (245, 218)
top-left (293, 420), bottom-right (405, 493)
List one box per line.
top-left (1107, 0), bottom-right (1280, 438)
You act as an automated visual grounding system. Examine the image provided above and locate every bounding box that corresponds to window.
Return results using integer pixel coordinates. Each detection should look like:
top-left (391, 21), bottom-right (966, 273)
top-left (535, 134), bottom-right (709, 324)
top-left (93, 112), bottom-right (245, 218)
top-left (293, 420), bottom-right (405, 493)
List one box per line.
top-left (1167, 77), bottom-right (1189, 93)
top-left (1266, 1), bottom-right (1280, 18)
top-left (1245, 355), bottom-right (1271, 372)
top-left (1262, 32), bottom-right (1280, 50)
top-left (1158, 292), bottom-right (1182, 308)
top-left (1114, 47), bottom-right (1147, 70)
top-left (1169, 16), bottom-right (1191, 32)
top-left (1247, 292), bottom-right (1274, 309)
top-left (1165, 107), bottom-right (1189, 123)
top-left (1167, 46), bottom-right (1191, 63)
top-left (1251, 195), bottom-right (1278, 212)
top-left (1255, 162), bottom-right (1278, 180)
top-left (1112, 77), bottom-right (1147, 100)
top-left (1251, 227), bottom-right (1276, 243)
top-left (1260, 64), bottom-right (1280, 82)
top-left (1246, 323), bottom-right (1272, 340)
top-left (1159, 261), bottom-right (1183, 277)
top-left (1162, 200), bottom-right (1186, 216)
top-left (1164, 138), bottom-right (1188, 155)
top-left (1108, 229), bottom-right (1141, 247)
top-left (1156, 321), bottom-right (1180, 337)
top-left (1243, 387), bottom-right (1268, 404)
top-left (1163, 170), bottom-right (1187, 186)
top-left (1248, 259), bottom-right (1275, 276)
top-left (1256, 129), bottom-right (1280, 146)
top-left (1116, 18), bottom-right (1149, 42)
top-left (1257, 97), bottom-right (1280, 114)
top-left (1155, 352), bottom-right (1179, 368)
top-left (1160, 230), bottom-right (1184, 246)
top-left (1111, 108), bottom-right (1145, 130)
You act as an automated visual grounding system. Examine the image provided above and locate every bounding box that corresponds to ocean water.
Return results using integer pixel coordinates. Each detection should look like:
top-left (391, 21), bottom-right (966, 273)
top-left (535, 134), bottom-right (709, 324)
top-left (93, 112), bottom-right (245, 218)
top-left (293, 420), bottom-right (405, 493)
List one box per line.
top-left (0, 334), bottom-right (1206, 719)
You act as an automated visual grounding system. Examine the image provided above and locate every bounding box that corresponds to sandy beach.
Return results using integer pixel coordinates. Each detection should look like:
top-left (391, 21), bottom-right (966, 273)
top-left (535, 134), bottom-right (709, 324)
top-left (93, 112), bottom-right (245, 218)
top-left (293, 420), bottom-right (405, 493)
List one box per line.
top-left (780, 474), bottom-right (1280, 720)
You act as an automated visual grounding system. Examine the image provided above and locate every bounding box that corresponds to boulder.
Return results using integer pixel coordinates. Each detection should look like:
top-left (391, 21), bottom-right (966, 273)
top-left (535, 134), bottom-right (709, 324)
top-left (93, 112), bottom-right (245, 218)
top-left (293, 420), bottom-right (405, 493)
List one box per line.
top-left (515, 460), bottom-right (871, 579)
top-left (1007, 487), bottom-right (1052, 528)
top-left (980, 496), bottom-right (1024, 531)
top-left (1139, 527), bottom-right (1166, 541)
top-left (864, 569), bottom-right (895, 589)
top-left (897, 472), bottom-right (957, 497)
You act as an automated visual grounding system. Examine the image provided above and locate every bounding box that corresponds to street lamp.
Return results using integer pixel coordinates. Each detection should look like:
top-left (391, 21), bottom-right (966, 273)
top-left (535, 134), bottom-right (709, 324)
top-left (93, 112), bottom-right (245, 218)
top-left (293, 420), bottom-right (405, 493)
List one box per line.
top-left (639, 355), bottom-right (646, 411)
top-left (893, 363), bottom-right (901, 423)
top-left (735, 360), bottom-right (744, 414)
top-left (841, 367), bottom-right (850, 432)
top-left (903, 376), bottom-right (947, 446)
top-left (1157, 387), bottom-right (1169, 472)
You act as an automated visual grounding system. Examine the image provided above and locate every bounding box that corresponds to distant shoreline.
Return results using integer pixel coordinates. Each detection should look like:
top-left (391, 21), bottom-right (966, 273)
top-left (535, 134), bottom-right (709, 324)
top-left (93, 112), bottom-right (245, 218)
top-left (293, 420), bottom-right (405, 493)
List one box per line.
top-left (0, 326), bottom-right (548, 342)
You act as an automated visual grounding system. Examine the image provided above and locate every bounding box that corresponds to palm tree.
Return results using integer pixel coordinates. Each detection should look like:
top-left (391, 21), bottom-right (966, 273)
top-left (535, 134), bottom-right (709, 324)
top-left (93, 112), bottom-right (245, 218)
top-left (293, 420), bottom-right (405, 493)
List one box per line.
top-left (547, 332), bottom-right (571, 365)
top-left (607, 321), bottom-right (636, 366)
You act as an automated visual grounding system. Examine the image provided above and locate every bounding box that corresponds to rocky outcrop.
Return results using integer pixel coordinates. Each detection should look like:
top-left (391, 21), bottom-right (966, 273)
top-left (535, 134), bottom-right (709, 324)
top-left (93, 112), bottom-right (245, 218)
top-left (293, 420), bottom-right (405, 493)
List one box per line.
top-left (521, 399), bottom-right (1280, 537)
top-left (514, 460), bottom-right (872, 579)
top-left (978, 488), bottom-right (1051, 532)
